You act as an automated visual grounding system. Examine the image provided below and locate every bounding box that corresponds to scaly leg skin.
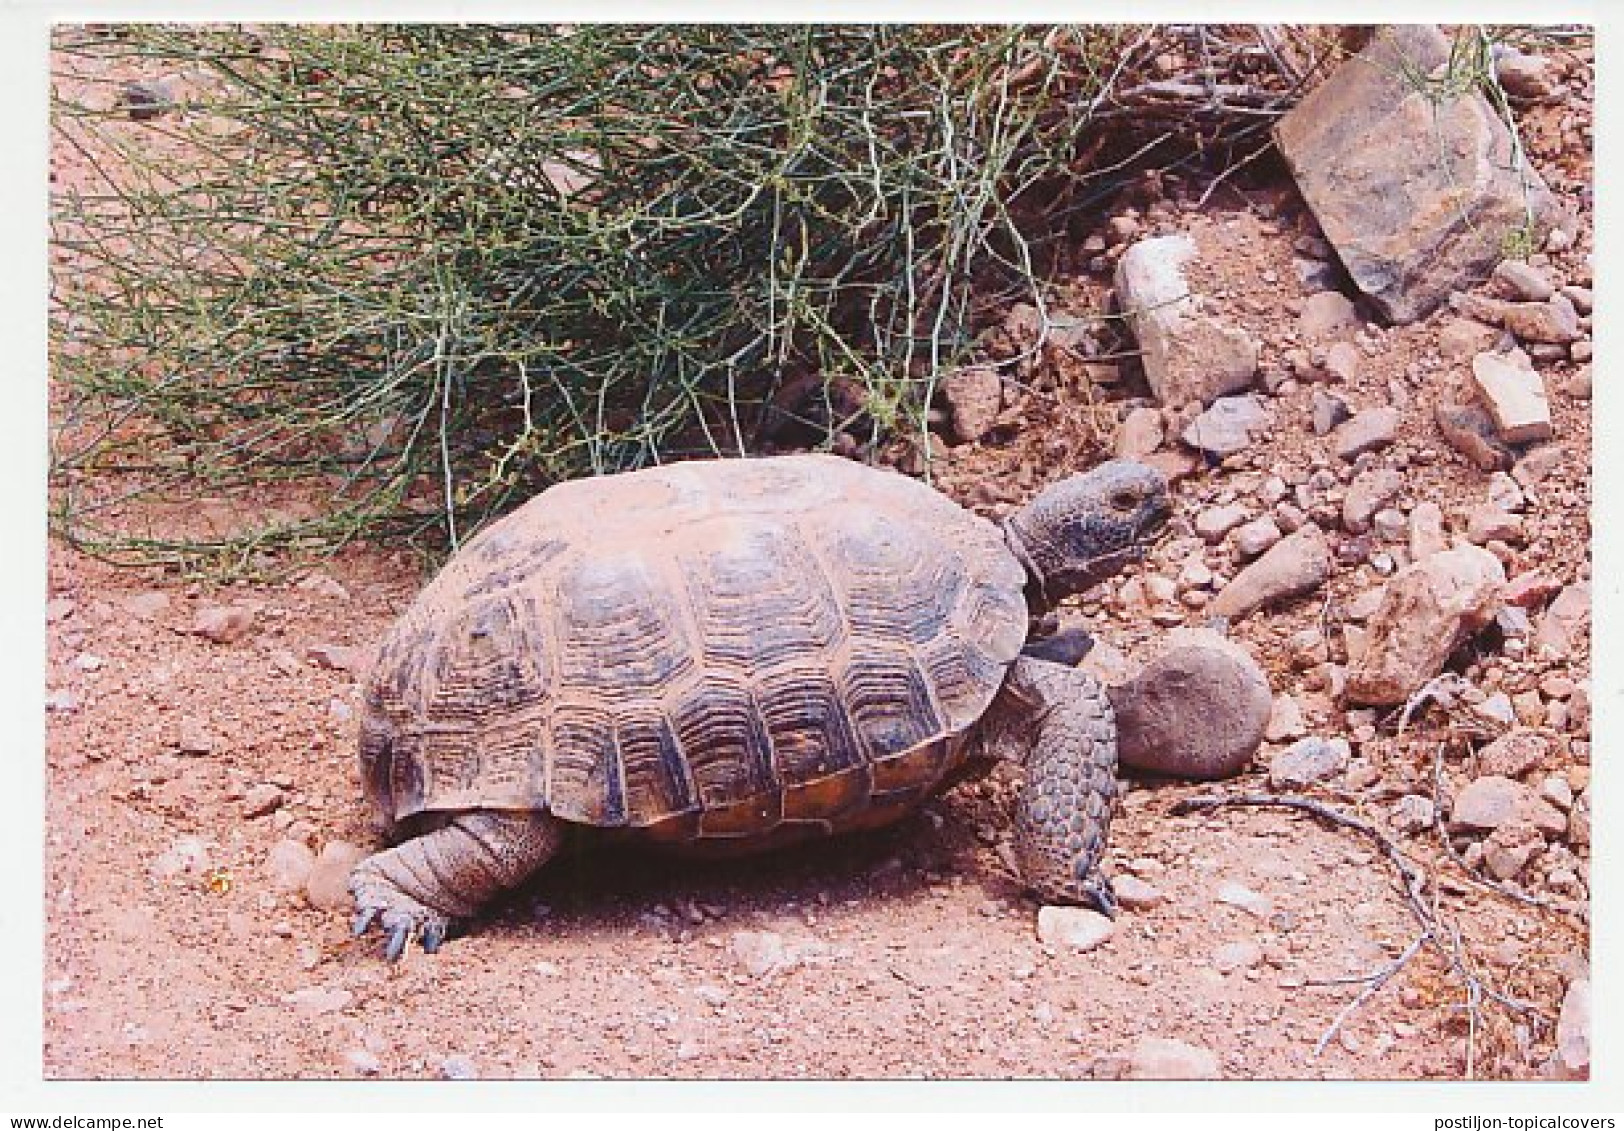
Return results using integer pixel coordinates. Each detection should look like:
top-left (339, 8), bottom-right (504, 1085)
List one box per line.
top-left (1005, 657), bottom-right (1121, 917)
top-left (350, 810), bottom-right (563, 960)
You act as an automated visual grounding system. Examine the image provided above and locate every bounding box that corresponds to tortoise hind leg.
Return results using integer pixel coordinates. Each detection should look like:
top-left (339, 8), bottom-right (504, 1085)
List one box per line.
top-left (991, 657), bottom-right (1121, 916)
top-left (350, 810), bottom-right (563, 960)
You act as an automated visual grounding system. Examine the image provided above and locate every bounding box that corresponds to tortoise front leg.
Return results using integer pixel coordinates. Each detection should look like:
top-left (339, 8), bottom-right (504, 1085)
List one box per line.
top-left (994, 657), bottom-right (1121, 916)
top-left (350, 810), bottom-right (563, 960)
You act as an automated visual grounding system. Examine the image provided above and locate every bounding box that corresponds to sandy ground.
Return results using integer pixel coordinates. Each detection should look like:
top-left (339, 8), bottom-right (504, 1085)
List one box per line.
top-left (29, 25), bottom-right (1602, 1103)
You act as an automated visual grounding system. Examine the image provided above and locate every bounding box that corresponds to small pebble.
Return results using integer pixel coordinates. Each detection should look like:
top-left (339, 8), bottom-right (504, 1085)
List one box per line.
top-left (1212, 940), bottom-right (1263, 973)
top-left (1126, 1036), bottom-right (1221, 1080)
top-left (1216, 882), bottom-right (1274, 920)
top-left (1112, 875), bottom-right (1164, 911)
top-left (241, 783), bottom-right (284, 819)
top-left (440, 1054), bottom-right (479, 1080)
top-left (1036, 906), bottom-right (1116, 951)
top-left (344, 1047), bottom-right (382, 1076)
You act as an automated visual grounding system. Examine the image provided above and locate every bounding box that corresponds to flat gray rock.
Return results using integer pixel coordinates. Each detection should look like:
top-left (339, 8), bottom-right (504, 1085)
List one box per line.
top-left (1182, 394), bottom-right (1270, 457)
top-left (1267, 736), bottom-right (1351, 789)
top-left (1274, 25), bottom-right (1558, 323)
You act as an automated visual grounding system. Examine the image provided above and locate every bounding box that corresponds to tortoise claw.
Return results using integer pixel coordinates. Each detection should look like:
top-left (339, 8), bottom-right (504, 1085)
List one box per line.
top-left (1079, 871), bottom-right (1119, 920)
top-left (384, 922), bottom-right (411, 962)
top-left (352, 907), bottom-right (379, 938)
top-left (421, 921), bottom-right (446, 954)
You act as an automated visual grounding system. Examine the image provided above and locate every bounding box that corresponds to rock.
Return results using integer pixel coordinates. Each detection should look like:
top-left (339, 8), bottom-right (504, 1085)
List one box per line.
top-left (1371, 507), bottom-right (1407, 543)
top-left (1477, 729), bottom-right (1551, 779)
top-left (1142, 448), bottom-right (1202, 485)
top-left (306, 841), bottom-right (369, 911)
top-left (1511, 442), bottom-right (1564, 487)
top-left (44, 689), bottom-right (80, 713)
top-left (191, 605), bottom-right (256, 644)
top-left (1109, 631), bottom-right (1272, 780)
top-left (1486, 472), bottom-right (1526, 512)
top-left (1267, 736), bottom-right (1351, 789)
top-left (1389, 794), bottom-right (1436, 836)
top-left (1329, 407), bottom-right (1400, 461)
top-left (45, 597), bottom-right (77, 623)
top-left (1401, 503), bottom-right (1446, 560)
top-left (1273, 25), bottom-right (1556, 323)
top-left (1495, 48), bottom-right (1560, 102)
top-left (1540, 775), bottom-right (1573, 812)
top-left (1481, 819), bottom-right (1542, 880)
top-left (296, 572), bottom-right (352, 601)
top-left (1437, 317), bottom-right (1502, 361)
top-left (1211, 940), bottom-right (1262, 973)
top-left (1298, 291), bottom-right (1360, 339)
top-left (1345, 546), bottom-right (1505, 705)
top-left (440, 1054), bottom-right (480, 1080)
top-left (1465, 505), bottom-right (1523, 545)
top-left (1232, 516), bottom-right (1283, 560)
top-left (1181, 395), bottom-right (1269, 458)
top-left (1495, 606), bottom-right (1532, 640)
top-left (1036, 906), bottom-right (1116, 951)
top-left (176, 722), bottom-right (214, 756)
top-left (1535, 582), bottom-right (1589, 658)
top-left (1554, 979), bottom-right (1591, 1079)
top-left (1310, 389), bottom-right (1350, 436)
top-left (1176, 556), bottom-right (1214, 594)
top-left (241, 783), bottom-right (284, 819)
top-left (1115, 235), bottom-right (1259, 407)
top-left (1209, 526), bottom-right (1333, 622)
top-left (1115, 406), bottom-right (1165, 459)
top-left (1453, 292), bottom-right (1582, 344)
top-left (938, 365), bottom-right (1004, 443)
top-left (1264, 693), bottom-right (1306, 741)
top-left (729, 930), bottom-right (790, 978)
top-left (265, 838), bottom-right (316, 892)
top-left (1112, 875), bottom-right (1164, 911)
top-left (1194, 503), bottom-right (1250, 541)
top-left (1216, 882), bottom-right (1273, 920)
top-left (122, 591), bottom-right (171, 620)
top-left (1126, 1037), bottom-right (1222, 1080)
top-left (1560, 285), bottom-right (1593, 314)
top-left (120, 79), bottom-right (175, 121)
top-left (306, 644), bottom-right (367, 673)
top-left (1434, 401), bottom-right (1515, 471)
top-left (1567, 795), bottom-right (1590, 848)
top-left (1471, 351), bottom-right (1552, 443)
top-left (1491, 260), bottom-right (1555, 302)
top-left (1450, 776), bottom-right (1565, 836)
top-left (282, 986), bottom-right (353, 1016)
top-left (1322, 342), bottom-right (1361, 383)
top-left (1105, 214), bottom-right (1142, 245)
top-left (150, 835), bottom-right (211, 881)
top-left (344, 1047), bottom-right (382, 1076)
top-left (1342, 468), bottom-right (1404, 534)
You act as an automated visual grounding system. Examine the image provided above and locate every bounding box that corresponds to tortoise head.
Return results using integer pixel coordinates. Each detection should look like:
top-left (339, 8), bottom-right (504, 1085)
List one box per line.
top-left (1002, 459), bottom-right (1171, 611)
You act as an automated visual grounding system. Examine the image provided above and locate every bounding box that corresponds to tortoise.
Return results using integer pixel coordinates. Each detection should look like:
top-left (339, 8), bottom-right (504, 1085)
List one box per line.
top-left (350, 453), bottom-right (1170, 958)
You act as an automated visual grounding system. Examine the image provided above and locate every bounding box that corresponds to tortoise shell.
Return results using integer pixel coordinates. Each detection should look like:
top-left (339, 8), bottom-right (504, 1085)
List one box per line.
top-left (360, 454), bottom-right (1029, 842)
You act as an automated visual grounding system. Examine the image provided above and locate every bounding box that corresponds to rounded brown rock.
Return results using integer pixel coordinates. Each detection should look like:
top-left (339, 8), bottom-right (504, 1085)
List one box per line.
top-left (1108, 631), bottom-right (1272, 780)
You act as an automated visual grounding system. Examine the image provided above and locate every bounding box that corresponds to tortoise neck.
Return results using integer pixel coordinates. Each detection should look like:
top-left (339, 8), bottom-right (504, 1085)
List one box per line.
top-left (1001, 517), bottom-right (1054, 616)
